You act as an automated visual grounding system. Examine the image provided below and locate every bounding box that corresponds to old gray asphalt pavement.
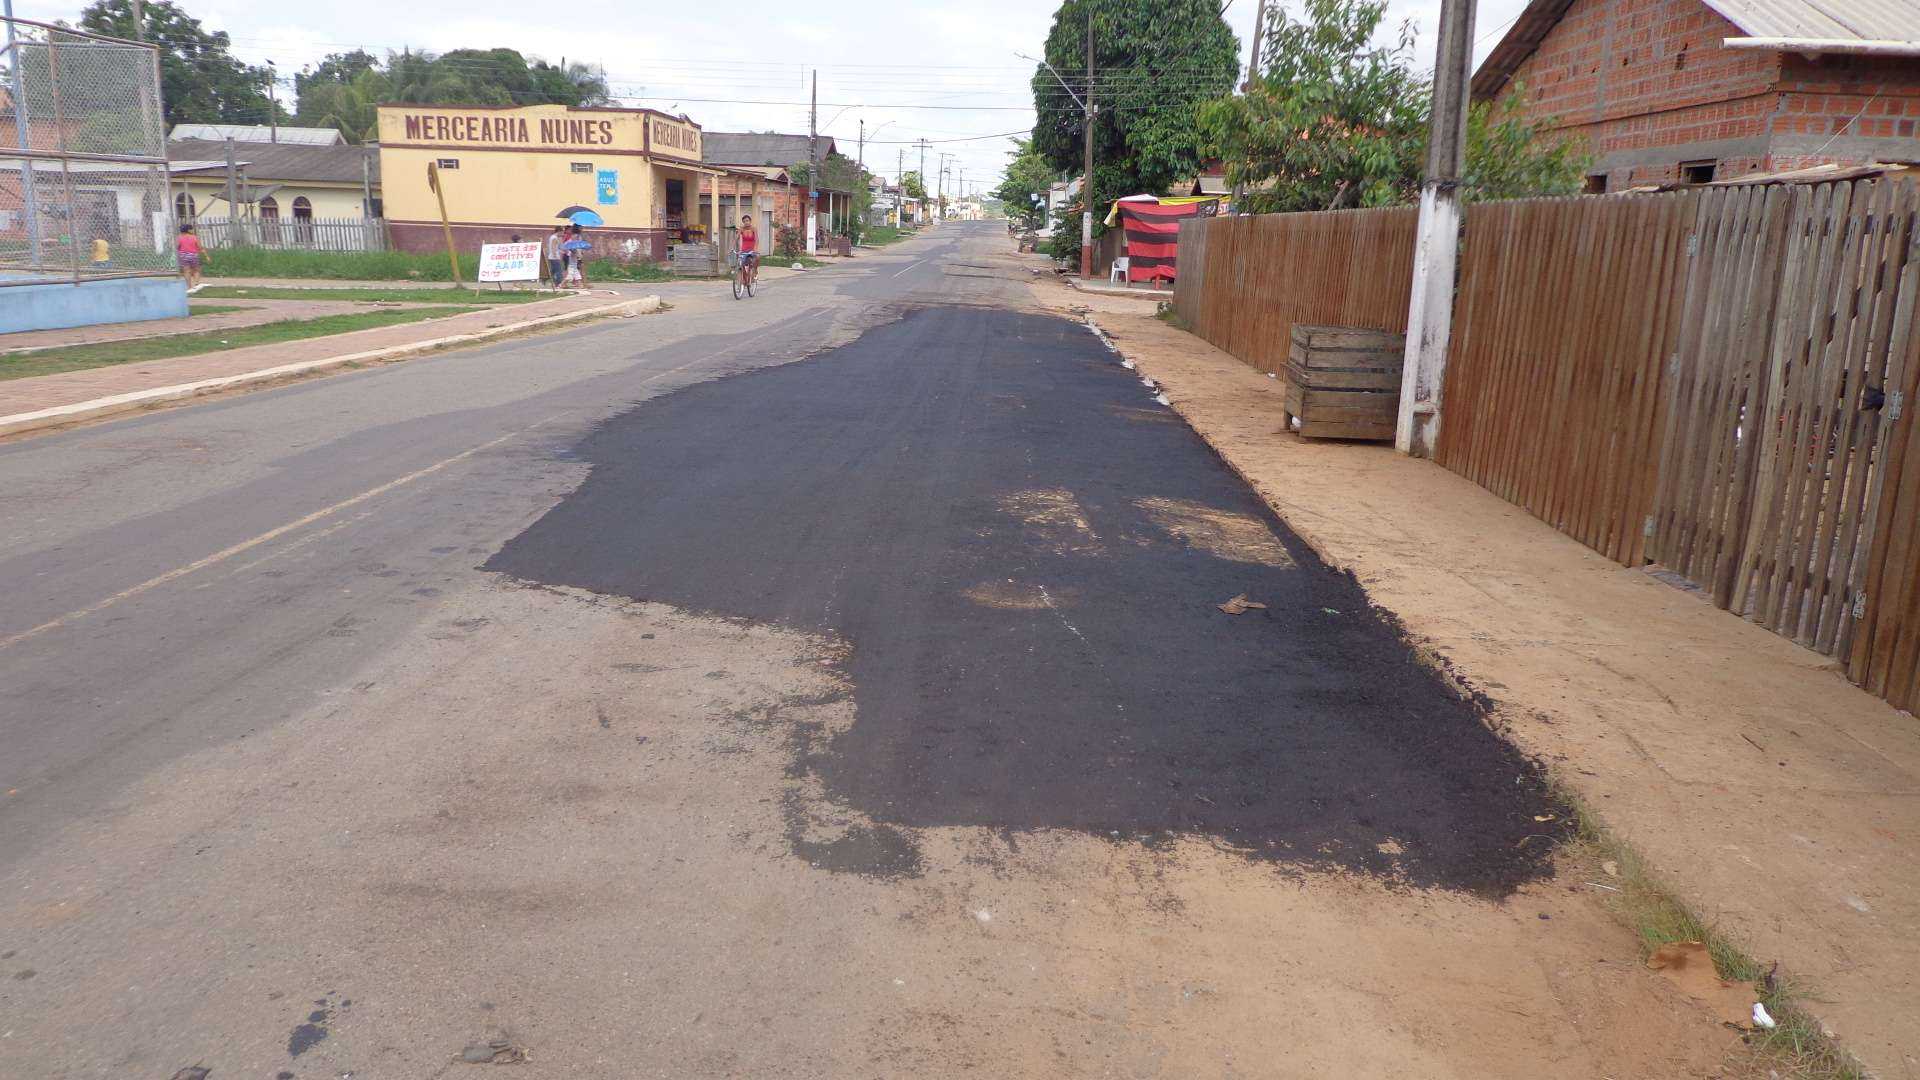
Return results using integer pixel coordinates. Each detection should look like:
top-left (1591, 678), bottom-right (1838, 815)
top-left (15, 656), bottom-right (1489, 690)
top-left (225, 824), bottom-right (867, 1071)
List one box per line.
top-left (0, 223), bottom-right (1730, 1079)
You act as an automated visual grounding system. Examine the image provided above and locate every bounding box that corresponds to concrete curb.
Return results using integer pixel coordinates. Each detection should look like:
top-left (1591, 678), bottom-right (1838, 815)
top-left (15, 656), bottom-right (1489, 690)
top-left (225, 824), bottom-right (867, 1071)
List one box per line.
top-left (0, 295), bottom-right (660, 440)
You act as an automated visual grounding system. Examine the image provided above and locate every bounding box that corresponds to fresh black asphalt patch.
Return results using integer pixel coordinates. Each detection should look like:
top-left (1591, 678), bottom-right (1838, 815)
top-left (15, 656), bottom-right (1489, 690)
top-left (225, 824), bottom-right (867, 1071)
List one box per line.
top-left (487, 305), bottom-right (1562, 894)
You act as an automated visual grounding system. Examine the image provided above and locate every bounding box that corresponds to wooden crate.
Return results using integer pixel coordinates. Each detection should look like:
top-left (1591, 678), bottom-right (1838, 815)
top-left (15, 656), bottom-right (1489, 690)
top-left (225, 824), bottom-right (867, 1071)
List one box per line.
top-left (1283, 324), bottom-right (1406, 440)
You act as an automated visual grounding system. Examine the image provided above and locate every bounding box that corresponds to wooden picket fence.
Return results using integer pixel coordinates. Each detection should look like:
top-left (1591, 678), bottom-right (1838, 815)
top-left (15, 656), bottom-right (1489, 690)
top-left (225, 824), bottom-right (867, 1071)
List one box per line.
top-left (1173, 205), bottom-right (1417, 376)
top-left (1177, 179), bottom-right (1920, 711)
top-left (197, 216), bottom-right (386, 252)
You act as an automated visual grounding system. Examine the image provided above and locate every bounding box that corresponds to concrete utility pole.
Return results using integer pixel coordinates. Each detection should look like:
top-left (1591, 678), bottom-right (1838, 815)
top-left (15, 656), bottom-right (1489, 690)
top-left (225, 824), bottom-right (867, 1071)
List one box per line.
top-left (1081, 7), bottom-right (1095, 278)
top-left (1232, 0), bottom-right (1268, 214)
top-left (1394, 0), bottom-right (1475, 457)
top-left (224, 136), bottom-right (239, 242)
top-left (131, 0), bottom-right (143, 40)
top-left (807, 70), bottom-right (818, 255)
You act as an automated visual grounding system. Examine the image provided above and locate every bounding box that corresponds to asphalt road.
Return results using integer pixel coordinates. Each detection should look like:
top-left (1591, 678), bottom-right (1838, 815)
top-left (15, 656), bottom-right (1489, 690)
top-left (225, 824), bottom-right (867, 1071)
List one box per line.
top-left (0, 223), bottom-right (1674, 1079)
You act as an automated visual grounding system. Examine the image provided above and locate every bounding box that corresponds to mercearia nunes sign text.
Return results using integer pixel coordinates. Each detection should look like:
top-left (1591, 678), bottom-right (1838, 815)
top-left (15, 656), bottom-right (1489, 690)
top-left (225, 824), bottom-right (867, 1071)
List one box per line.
top-left (402, 113), bottom-right (618, 146)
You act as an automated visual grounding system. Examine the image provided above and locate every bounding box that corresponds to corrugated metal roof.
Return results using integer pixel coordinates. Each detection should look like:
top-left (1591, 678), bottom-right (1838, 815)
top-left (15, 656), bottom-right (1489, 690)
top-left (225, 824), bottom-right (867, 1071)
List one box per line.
top-left (168, 139), bottom-right (379, 184)
top-left (170, 124), bottom-right (347, 146)
top-left (1702, 0), bottom-right (1920, 43)
top-left (701, 132), bottom-right (838, 168)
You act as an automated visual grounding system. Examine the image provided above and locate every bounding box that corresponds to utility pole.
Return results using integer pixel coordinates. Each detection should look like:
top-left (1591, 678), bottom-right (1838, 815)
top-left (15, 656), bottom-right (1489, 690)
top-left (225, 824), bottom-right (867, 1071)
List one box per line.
top-left (1081, 8), bottom-right (1096, 277)
top-left (5, 0), bottom-right (42, 267)
top-left (806, 70), bottom-right (818, 256)
top-left (131, 0), bottom-right (143, 39)
top-left (224, 136), bottom-right (239, 245)
top-left (1394, 0), bottom-right (1475, 457)
top-left (1232, 0), bottom-right (1268, 214)
top-left (265, 62), bottom-right (278, 143)
top-left (918, 138), bottom-right (926, 219)
top-left (857, 118), bottom-right (864, 170)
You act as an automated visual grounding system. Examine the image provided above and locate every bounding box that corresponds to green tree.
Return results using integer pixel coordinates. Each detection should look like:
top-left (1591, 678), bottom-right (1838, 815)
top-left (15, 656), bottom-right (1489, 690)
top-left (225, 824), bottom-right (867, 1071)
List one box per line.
top-left (993, 138), bottom-right (1059, 231)
top-left (1196, 0), bottom-right (1586, 213)
top-left (900, 171), bottom-right (928, 201)
top-left (1030, 0), bottom-right (1239, 225)
top-left (77, 0), bottom-right (278, 128)
top-left (292, 48), bottom-right (610, 141)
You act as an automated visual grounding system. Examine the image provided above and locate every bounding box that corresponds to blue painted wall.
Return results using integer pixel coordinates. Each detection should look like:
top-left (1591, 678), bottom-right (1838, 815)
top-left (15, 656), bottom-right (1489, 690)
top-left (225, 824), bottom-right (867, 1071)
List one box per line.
top-left (0, 276), bottom-right (190, 335)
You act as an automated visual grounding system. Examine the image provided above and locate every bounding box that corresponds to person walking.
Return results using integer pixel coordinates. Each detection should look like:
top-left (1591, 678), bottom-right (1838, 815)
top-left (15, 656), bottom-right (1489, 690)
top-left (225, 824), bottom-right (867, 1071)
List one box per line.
top-left (561, 225), bottom-right (592, 289)
top-left (545, 225), bottom-right (566, 289)
top-left (176, 224), bottom-right (205, 292)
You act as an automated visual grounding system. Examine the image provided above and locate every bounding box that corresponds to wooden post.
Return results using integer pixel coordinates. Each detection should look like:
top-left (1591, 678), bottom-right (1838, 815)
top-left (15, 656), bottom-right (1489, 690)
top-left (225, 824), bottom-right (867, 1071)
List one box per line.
top-left (427, 161), bottom-right (462, 287)
top-left (1394, 0), bottom-right (1475, 456)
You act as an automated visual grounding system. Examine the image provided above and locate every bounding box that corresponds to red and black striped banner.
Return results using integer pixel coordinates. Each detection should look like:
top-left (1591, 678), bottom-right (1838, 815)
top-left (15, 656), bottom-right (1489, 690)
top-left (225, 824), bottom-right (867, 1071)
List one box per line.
top-left (1118, 199), bottom-right (1220, 283)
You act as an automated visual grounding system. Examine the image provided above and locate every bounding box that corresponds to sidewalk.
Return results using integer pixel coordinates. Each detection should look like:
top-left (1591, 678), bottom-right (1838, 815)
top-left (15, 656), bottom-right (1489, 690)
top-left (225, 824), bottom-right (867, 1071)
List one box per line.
top-left (0, 293), bottom-right (649, 438)
top-left (1048, 287), bottom-right (1920, 1076)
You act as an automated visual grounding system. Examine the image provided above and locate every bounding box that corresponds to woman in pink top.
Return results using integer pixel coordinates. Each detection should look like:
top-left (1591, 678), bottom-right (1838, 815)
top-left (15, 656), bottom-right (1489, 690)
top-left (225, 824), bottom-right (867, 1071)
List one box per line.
top-left (176, 223), bottom-right (205, 291)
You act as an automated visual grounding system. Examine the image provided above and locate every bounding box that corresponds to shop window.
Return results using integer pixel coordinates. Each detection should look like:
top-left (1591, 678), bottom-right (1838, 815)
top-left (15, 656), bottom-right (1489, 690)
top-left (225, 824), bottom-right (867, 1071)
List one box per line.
top-left (571, 162), bottom-right (593, 173)
top-left (1583, 174), bottom-right (1608, 194)
top-left (1681, 160), bottom-right (1717, 184)
top-left (436, 158), bottom-right (459, 170)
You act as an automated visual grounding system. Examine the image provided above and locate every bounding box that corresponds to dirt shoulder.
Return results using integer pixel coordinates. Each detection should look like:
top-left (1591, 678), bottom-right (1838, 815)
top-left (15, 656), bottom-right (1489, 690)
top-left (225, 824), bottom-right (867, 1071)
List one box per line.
top-left (1032, 276), bottom-right (1920, 1076)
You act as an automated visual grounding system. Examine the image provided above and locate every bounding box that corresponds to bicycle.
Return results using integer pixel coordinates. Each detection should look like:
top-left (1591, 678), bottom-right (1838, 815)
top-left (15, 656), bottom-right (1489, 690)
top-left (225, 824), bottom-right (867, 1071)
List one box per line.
top-left (730, 250), bottom-right (756, 300)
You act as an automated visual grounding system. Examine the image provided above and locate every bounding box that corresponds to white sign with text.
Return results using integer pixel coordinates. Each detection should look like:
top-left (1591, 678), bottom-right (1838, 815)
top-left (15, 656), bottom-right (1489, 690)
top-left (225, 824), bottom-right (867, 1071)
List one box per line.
top-left (478, 242), bottom-right (542, 282)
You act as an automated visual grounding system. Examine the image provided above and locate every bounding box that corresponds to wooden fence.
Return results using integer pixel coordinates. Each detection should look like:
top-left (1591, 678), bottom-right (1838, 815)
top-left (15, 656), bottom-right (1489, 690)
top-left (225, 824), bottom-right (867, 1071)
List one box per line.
top-left (1178, 178), bottom-right (1920, 711)
top-left (1436, 193), bottom-right (1696, 565)
top-left (1429, 178), bottom-right (1920, 708)
top-left (1173, 206), bottom-right (1417, 375)
top-left (196, 216), bottom-right (386, 252)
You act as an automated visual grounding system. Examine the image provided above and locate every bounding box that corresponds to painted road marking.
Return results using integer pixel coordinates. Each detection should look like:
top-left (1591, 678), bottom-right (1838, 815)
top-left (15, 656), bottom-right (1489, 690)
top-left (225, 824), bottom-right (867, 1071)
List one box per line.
top-left (892, 260), bottom-right (924, 278)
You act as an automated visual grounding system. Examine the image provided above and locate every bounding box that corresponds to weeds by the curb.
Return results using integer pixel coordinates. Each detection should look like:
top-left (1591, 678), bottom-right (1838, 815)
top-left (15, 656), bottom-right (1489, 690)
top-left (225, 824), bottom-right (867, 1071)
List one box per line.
top-left (1558, 788), bottom-right (1866, 1079)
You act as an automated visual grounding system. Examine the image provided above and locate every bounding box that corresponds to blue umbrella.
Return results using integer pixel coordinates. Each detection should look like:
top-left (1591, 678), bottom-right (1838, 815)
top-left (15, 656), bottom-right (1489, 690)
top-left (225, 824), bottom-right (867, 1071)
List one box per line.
top-left (564, 209), bottom-right (604, 227)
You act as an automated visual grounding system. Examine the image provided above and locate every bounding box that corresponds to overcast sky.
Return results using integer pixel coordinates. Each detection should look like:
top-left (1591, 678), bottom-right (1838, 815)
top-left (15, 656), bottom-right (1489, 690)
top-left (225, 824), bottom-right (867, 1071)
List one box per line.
top-left (16, 0), bottom-right (1532, 193)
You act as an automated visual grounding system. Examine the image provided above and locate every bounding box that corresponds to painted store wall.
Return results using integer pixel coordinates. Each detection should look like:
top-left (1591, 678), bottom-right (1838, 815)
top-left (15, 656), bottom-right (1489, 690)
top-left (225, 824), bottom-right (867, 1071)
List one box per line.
top-left (375, 104), bottom-right (703, 232)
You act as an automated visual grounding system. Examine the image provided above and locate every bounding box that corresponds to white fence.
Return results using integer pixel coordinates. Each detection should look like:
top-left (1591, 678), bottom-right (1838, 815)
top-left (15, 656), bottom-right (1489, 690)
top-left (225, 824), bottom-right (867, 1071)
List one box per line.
top-left (196, 216), bottom-right (386, 252)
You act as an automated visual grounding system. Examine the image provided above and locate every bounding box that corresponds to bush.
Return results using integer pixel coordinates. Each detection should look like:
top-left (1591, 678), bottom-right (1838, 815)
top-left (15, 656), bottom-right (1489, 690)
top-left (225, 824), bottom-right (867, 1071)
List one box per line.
top-left (774, 224), bottom-right (804, 259)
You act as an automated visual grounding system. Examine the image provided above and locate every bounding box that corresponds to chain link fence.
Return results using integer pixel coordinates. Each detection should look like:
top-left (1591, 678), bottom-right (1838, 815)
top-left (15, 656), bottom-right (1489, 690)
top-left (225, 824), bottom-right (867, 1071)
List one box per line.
top-left (0, 18), bottom-right (174, 284)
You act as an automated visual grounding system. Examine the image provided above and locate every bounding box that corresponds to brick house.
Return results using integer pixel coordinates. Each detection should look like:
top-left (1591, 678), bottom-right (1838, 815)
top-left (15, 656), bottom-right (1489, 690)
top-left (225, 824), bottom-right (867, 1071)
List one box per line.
top-left (703, 132), bottom-right (855, 253)
top-left (1473, 0), bottom-right (1920, 190)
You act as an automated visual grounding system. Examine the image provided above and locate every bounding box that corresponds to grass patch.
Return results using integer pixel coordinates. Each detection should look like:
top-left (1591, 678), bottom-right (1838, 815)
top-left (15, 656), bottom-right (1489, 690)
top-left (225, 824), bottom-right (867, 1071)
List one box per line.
top-left (0, 307), bottom-right (479, 381)
top-left (582, 259), bottom-right (672, 283)
top-left (188, 304), bottom-right (247, 316)
top-left (862, 226), bottom-right (909, 246)
top-left (1560, 791), bottom-right (1865, 1079)
top-left (195, 286), bottom-right (546, 304)
top-left (204, 247), bottom-right (484, 282)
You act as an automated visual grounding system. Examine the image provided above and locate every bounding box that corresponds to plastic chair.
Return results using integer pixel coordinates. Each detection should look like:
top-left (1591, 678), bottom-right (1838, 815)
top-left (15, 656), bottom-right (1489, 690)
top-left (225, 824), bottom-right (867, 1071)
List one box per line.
top-left (1109, 256), bottom-right (1130, 284)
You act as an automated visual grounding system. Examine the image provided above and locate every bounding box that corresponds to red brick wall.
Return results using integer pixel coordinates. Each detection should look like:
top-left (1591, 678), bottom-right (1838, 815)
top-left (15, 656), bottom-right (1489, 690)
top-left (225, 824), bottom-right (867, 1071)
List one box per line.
top-left (1502, 0), bottom-right (1778, 128)
top-left (1770, 55), bottom-right (1920, 149)
top-left (388, 222), bottom-right (669, 264)
top-left (1496, 0), bottom-right (1920, 184)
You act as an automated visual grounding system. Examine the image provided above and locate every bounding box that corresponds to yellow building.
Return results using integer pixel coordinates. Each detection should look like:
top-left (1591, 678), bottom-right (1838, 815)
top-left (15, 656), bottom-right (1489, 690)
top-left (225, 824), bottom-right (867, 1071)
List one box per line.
top-left (376, 102), bottom-right (761, 262)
